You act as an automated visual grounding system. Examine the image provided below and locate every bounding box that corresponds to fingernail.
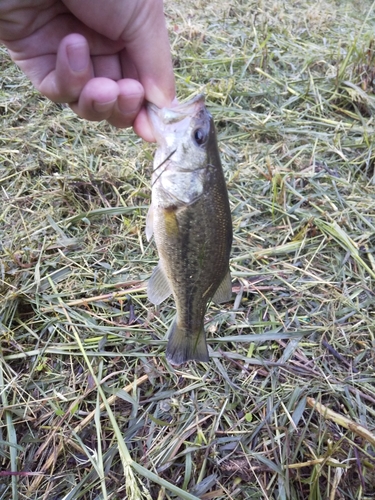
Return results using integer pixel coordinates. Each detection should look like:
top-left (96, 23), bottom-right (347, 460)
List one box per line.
top-left (93, 99), bottom-right (117, 113)
top-left (67, 43), bottom-right (89, 73)
top-left (146, 83), bottom-right (176, 109)
top-left (118, 95), bottom-right (141, 116)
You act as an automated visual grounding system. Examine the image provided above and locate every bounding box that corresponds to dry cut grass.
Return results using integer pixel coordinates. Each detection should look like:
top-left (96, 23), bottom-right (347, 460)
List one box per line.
top-left (1, 0), bottom-right (375, 499)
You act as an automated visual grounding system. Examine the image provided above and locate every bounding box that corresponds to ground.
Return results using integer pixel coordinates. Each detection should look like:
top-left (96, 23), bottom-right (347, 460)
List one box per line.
top-left (1, 0), bottom-right (375, 499)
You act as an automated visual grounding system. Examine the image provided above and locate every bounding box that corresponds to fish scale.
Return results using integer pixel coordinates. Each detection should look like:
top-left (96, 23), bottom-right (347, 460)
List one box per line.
top-left (146, 95), bottom-right (232, 366)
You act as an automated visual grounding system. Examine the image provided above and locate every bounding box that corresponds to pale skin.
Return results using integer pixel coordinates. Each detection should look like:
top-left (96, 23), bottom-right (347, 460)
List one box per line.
top-left (0, 0), bottom-right (176, 142)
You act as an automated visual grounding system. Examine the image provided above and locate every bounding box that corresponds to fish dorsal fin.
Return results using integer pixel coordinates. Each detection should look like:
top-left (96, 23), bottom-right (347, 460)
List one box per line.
top-left (145, 203), bottom-right (154, 241)
top-left (212, 269), bottom-right (232, 304)
top-left (148, 262), bottom-right (172, 305)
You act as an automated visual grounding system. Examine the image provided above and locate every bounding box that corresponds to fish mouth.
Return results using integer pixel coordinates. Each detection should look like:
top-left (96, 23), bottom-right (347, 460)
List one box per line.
top-left (148, 94), bottom-right (206, 125)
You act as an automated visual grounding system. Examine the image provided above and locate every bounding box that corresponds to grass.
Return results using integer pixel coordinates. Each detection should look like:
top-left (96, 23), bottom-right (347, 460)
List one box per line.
top-left (1, 0), bottom-right (375, 498)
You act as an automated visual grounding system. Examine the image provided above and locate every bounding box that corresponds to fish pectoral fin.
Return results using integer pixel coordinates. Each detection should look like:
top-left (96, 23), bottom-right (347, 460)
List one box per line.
top-left (166, 317), bottom-right (209, 366)
top-left (145, 203), bottom-right (154, 241)
top-left (147, 262), bottom-right (172, 305)
top-left (212, 269), bottom-right (232, 304)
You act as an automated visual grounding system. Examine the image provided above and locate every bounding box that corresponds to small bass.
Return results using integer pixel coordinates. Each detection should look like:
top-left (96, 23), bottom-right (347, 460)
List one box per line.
top-left (146, 95), bottom-right (232, 365)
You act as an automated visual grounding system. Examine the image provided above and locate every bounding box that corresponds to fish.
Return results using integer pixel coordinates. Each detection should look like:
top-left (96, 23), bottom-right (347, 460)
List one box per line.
top-left (146, 94), bottom-right (232, 366)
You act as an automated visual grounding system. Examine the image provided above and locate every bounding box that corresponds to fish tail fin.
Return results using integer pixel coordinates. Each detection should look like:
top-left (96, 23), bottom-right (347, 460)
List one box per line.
top-left (166, 317), bottom-right (209, 366)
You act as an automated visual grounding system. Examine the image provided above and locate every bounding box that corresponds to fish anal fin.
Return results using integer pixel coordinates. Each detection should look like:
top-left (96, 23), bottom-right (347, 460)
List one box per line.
top-left (147, 262), bottom-right (172, 305)
top-left (166, 318), bottom-right (209, 366)
top-left (212, 269), bottom-right (232, 304)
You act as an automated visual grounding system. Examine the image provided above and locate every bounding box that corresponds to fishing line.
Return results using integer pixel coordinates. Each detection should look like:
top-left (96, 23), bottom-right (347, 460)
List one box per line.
top-left (152, 149), bottom-right (176, 187)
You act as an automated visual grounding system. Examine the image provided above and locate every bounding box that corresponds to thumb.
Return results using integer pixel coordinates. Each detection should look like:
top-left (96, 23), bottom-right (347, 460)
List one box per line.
top-left (121, 0), bottom-right (176, 107)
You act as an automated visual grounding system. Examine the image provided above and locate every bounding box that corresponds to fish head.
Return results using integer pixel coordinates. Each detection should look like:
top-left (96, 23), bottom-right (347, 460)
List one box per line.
top-left (148, 94), bottom-right (214, 173)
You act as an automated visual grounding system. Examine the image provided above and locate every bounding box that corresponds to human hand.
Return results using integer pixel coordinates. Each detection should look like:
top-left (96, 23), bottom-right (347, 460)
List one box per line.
top-left (0, 0), bottom-right (176, 141)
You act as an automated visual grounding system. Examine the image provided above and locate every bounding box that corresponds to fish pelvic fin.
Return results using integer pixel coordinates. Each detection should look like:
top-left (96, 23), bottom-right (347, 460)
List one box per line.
top-left (145, 203), bottom-right (154, 241)
top-left (166, 318), bottom-right (209, 366)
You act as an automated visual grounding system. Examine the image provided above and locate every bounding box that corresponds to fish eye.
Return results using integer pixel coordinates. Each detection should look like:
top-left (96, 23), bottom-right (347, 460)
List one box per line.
top-left (193, 128), bottom-right (208, 147)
